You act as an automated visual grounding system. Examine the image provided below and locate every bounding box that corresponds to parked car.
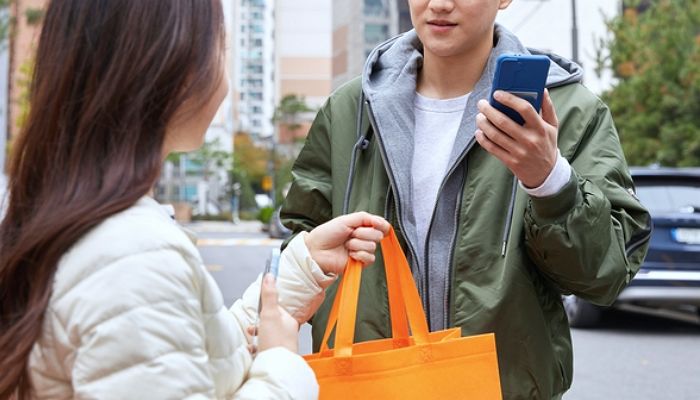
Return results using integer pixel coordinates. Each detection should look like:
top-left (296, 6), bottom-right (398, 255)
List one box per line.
top-left (564, 167), bottom-right (700, 327)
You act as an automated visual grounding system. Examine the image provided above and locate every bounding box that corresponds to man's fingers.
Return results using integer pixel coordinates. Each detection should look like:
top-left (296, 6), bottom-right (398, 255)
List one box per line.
top-left (351, 226), bottom-right (384, 242)
top-left (476, 129), bottom-right (515, 166)
top-left (345, 238), bottom-right (377, 253)
top-left (476, 112), bottom-right (517, 152)
top-left (477, 99), bottom-right (521, 137)
top-left (492, 91), bottom-right (540, 126)
top-left (541, 89), bottom-right (558, 127)
top-left (339, 212), bottom-right (390, 235)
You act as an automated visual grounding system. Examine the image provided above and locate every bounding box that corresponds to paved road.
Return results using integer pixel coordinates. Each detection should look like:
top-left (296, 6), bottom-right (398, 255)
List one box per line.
top-left (567, 310), bottom-right (700, 400)
top-left (193, 223), bottom-right (700, 399)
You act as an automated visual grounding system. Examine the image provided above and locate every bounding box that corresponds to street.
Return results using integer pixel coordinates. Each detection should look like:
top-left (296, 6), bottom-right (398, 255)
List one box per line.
top-left (193, 223), bottom-right (700, 400)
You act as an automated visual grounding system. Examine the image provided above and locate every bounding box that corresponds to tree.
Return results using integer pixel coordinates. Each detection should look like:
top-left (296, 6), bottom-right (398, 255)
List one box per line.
top-left (273, 94), bottom-right (313, 136)
top-left (188, 137), bottom-right (231, 182)
top-left (598, 0), bottom-right (700, 167)
top-left (232, 132), bottom-right (268, 187)
top-left (0, 1), bottom-right (10, 44)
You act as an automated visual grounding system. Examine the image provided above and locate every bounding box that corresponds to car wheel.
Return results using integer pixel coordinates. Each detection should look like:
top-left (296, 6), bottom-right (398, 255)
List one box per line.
top-left (563, 295), bottom-right (602, 328)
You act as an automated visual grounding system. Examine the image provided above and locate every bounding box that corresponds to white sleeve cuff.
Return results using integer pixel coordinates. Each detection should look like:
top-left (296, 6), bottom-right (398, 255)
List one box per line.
top-left (274, 232), bottom-right (337, 324)
top-left (519, 151), bottom-right (572, 198)
top-left (245, 347), bottom-right (319, 400)
top-left (290, 232), bottom-right (337, 289)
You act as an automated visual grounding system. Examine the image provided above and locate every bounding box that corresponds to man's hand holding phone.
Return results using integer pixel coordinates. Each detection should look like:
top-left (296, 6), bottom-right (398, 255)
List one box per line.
top-left (475, 87), bottom-right (560, 189)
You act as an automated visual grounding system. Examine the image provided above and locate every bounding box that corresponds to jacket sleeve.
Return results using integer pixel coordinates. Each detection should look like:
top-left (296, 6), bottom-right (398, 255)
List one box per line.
top-left (230, 233), bottom-right (336, 327)
top-left (280, 101), bottom-right (334, 239)
top-left (66, 248), bottom-right (320, 400)
top-left (524, 100), bottom-right (652, 306)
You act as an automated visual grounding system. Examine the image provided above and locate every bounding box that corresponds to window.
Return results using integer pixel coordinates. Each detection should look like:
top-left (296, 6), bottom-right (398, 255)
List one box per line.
top-left (364, 23), bottom-right (389, 46)
top-left (364, 0), bottom-right (387, 17)
top-left (636, 181), bottom-right (700, 214)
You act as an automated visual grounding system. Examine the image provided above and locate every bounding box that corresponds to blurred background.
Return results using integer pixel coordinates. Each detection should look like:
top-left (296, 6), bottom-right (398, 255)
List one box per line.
top-left (1, 1), bottom-right (698, 399)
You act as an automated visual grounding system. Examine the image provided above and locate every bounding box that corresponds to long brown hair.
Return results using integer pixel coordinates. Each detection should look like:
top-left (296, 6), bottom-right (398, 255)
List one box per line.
top-left (0, 1), bottom-right (224, 398)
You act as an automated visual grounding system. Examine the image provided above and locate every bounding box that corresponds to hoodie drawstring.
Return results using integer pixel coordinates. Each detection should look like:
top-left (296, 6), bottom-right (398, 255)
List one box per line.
top-left (501, 176), bottom-right (518, 257)
top-left (342, 91), bottom-right (368, 215)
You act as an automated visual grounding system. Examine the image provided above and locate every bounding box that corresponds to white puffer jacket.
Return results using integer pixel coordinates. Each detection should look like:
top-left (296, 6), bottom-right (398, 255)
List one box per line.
top-left (28, 197), bottom-right (333, 399)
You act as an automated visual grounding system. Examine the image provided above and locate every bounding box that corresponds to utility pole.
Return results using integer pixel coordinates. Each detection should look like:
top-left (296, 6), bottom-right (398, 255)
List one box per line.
top-left (571, 0), bottom-right (580, 65)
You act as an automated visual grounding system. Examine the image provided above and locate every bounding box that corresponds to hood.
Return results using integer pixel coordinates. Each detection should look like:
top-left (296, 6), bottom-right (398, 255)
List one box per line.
top-left (362, 24), bottom-right (583, 97)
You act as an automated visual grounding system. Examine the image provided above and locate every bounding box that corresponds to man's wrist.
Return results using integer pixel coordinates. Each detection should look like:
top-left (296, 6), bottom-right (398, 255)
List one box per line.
top-left (520, 151), bottom-right (571, 198)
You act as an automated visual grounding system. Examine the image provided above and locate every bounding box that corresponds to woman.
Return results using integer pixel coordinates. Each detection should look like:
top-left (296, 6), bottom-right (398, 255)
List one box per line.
top-left (0, 1), bottom-right (388, 399)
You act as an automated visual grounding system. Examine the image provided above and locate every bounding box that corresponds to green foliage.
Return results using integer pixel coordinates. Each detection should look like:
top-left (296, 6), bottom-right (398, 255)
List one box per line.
top-left (232, 132), bottom-right (268, 186)
top-left (15, 56), bottom-right (34, 135)
top-left (273, 94), bottom-right (313, 133)
top-left (229, 168), bottom-right (258, 211)
top-left (0, 0), bottom-right (11, 44)
top-left (257, 206), bottom-right (274, 224)
top-left (600, 0), bottom-right (700, 166)
top-left (230, 132), bottom-right (294, 208)
top-left (187, 137), bottom-right (231, 179)
top-left (25, 7), bottom-right (44, 25)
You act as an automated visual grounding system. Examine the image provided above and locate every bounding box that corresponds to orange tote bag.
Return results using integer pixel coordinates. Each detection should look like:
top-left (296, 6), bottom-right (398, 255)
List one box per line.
top-left (304, 228), bottom-right (503, 400)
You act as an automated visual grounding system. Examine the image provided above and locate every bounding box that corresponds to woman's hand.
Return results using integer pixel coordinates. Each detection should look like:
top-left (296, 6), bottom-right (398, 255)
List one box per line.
top-left (253, 274), bottom-right (299, 354)
top-left (305, 212), bottom-right (390, 275)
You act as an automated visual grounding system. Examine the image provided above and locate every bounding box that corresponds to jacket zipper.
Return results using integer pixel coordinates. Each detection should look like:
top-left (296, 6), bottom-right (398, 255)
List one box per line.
top-left (423, 137), bottom-right (477, 328)
top-left (501, 177), bottom-right (518, 257)
top-left (365, 100), bottom-right (425, 306)
top-left (625, 225), bottom-right (653, 258)
top-left (444, 164), bottom-right (467, 328)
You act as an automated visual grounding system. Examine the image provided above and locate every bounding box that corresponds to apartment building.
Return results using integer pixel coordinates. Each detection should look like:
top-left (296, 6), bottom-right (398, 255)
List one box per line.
top-left (232, 0), bottom-right (276, 140)
top-left (332, 0), bottom-right (400, 89)
top-left (275, 0), bottom-right (332, 145)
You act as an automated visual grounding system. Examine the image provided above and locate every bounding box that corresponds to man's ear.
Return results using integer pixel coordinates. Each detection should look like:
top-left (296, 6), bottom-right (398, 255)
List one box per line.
top-left (498, 0), bottom-right (513, 11)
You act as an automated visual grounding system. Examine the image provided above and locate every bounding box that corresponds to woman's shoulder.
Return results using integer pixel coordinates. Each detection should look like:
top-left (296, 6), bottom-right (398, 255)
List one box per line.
top-left (52, 197), bottom-right (204, 303)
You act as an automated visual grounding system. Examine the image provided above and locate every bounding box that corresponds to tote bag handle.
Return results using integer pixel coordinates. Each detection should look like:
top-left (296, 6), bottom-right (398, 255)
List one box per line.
top-left (318, 228), bottom-right (430, 357)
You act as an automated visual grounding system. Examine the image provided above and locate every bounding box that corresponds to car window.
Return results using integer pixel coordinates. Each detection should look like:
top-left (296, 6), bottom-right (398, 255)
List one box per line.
top-left (635, 182), bottom-right (700, 214)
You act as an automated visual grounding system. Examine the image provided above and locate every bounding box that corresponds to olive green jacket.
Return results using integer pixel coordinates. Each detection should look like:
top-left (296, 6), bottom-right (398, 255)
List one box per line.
top-left (281, 28), bottom-right (651, 400)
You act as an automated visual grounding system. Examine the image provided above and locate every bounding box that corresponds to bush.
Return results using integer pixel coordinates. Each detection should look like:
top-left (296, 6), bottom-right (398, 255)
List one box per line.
top-left (257, 206), bottom-right (274, 224)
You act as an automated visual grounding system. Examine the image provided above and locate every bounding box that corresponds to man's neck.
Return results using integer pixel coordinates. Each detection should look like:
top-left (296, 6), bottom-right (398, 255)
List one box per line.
top-left (416, 31), bottom-right (494, 99)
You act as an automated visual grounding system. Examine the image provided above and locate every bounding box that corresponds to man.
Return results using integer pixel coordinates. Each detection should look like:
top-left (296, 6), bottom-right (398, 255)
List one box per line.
top-left (281, 0), bottom-right (651, 398)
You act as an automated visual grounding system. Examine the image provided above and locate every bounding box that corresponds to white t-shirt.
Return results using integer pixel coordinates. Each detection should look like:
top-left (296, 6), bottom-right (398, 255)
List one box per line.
top-left (412, 92), bottom-right (469, 257)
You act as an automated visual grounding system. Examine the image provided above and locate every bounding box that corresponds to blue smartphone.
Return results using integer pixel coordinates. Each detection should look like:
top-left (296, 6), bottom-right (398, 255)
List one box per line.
top-left (489, 54), bottom-right (550, 125)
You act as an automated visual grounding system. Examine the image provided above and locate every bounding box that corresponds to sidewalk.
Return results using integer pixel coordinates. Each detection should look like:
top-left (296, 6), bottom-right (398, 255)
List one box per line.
top-left (185, 220), bottom-right (263, 234)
